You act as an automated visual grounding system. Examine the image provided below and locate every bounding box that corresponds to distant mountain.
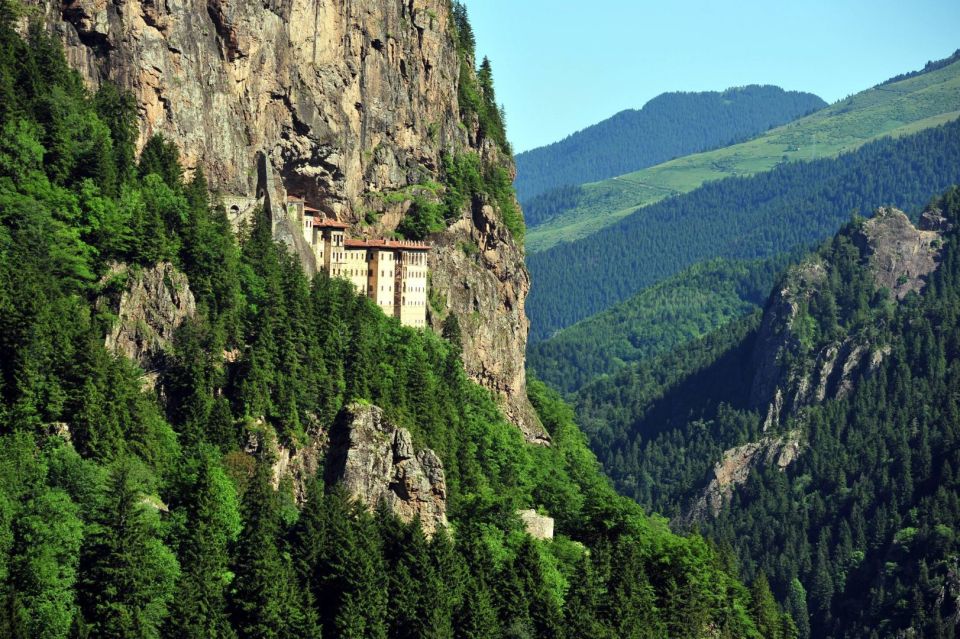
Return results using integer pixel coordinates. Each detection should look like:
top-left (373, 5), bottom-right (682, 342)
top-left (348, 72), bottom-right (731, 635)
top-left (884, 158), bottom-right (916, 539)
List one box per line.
top-left (527, 254), bottom-right (797, 395)
top-left (574, 190), bottom-right (960, 638)
top-left (527, 52), bottom-right (960, 253)
top-left (526, 118), bottom-right (960, 342)
top-left (515, 86), bottom-right (825, 206)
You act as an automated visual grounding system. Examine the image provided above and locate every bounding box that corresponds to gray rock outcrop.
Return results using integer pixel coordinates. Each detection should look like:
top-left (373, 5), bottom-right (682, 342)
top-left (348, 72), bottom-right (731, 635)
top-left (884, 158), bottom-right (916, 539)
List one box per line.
top-left (858, 206), bottom-right (942, 300)
top-left (685, 430), bottom-right (802, 522)
top-left (750, 207), bottom-right (943, 432)
top-left (326, 403), bottom-right (447, 536)
top-left (243, 422), bottom-right (326, 506)
top-left (101, 262), bottom-right (196, 385)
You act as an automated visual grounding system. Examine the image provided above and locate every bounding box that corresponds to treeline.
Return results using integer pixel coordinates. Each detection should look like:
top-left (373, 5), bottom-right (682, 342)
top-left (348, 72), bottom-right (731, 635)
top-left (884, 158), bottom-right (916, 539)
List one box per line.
top-left (528, 254), bottom-right (800, 394)
top-left (876, 48), bottom-right (960, 87)
top-left (514, 86), bottom-right (825, 205)
top-left (394, 2), bottom-right (525, 245)
top-left (527, 117), bottom-right (960, 341)
top-left (0, 9), bottom-right (778, 638)
top-left (398, 150), bottom-right (524, 244)
top-left (451, 1), bottom-right (510, 155)
top-left (575, 189), bottom-right (960, 637)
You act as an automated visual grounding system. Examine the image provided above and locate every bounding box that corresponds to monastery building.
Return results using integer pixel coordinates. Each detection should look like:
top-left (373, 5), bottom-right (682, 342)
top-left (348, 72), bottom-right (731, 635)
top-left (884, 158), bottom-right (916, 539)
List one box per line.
top-left (287, 196), bottom-right (429, 328)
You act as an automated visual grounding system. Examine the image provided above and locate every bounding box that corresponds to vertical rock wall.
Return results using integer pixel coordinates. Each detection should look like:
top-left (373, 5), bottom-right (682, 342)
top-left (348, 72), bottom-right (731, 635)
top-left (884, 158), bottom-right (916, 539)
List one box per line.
top-left (36, 0), bottom-right (545, 441)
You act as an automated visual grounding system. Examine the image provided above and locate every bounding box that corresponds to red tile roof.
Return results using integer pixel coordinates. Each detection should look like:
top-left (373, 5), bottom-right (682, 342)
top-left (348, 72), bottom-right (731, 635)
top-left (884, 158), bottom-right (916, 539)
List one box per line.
top-left (286, 194), bottom-right (305, 202)
top-left (345, 238), bottom-right (431, 251)
top-left (313, 217), bottom-right (349, 229)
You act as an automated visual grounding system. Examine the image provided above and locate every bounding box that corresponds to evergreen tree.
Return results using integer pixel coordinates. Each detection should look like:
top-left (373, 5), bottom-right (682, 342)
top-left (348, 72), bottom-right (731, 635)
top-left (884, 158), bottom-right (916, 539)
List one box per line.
top-left (8, 488), bottom-right (83, 639)
top-left (167, 451), bottom-right (241, 638)
top-left (77, 460), bottom-right (179, 639)
top-left (229, 462), bottom-right (317, 639)
top-left (138, 134), bottom-right (183, 189)
top-left (749, 573), bottom-right (784, 639)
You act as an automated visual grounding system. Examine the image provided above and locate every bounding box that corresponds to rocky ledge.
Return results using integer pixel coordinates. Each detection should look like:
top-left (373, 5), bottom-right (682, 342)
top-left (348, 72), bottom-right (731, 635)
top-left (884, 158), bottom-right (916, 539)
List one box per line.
top-left (325, 403), bottom-right (448, 536)
top-left (100, 262), bottom-right (196, 387)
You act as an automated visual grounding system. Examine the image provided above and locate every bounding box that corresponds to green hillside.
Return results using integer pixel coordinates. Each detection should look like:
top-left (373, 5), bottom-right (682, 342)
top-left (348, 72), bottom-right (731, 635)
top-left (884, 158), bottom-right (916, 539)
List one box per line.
top-left (526, 51), bottom-right (960, 253)
top-left (514, 86), bottom-right (825, 205)
top-left (527, 119), bottom-right (960, 341)
top-left (0, 10), bottom-right (779, 639)
top-left (574, 189), bottom-right (960, 637)
top-left (527, 254), bottom-right (800, 395)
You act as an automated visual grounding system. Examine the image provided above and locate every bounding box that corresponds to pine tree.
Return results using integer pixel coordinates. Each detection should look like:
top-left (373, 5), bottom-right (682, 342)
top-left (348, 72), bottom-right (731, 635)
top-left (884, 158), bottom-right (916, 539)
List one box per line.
top-left (138, 134), bottom-right (183, 189)
top-left (454, 535), bottom-right (500, 639)
top-left (77, 460), bottom-right (180, 639)
top-left (167, 451), bottom-right (241, 638)
top-left (750, 573), bottom-right (783, 639)
top-left (787, 578), bottom-right (811, 639)
top-left (9, 488), bottom-right (83, 639)
top-left (229, 462), bottom-right (318, 639)
top-left (564, 554), bottom-right (612, 639)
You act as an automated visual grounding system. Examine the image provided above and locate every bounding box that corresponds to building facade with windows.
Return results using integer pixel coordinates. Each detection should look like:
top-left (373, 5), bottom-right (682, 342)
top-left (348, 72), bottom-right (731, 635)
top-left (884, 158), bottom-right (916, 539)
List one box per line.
top-left (287, 196), bottom-right (430, 328)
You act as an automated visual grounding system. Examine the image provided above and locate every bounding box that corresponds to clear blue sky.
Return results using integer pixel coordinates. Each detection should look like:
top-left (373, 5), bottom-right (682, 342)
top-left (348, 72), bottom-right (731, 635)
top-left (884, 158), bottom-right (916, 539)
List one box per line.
top-left (466, 0), bottom-right (960, 153)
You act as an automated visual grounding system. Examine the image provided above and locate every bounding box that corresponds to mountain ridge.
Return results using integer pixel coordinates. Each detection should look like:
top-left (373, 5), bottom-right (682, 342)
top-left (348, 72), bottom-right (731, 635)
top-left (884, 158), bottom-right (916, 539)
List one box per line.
top-left (573, 190), bottom-right (960, 637)
top-left (514, 85), bottom-right (825, 205)
top-left (526, 51), bottom-right (960, 253)
top-left (526, 117), bottom-right (960, 341)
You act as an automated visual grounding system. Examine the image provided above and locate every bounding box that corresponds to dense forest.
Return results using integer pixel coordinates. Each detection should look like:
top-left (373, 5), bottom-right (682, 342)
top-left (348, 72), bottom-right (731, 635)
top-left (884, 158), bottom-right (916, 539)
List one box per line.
top-left (574, 189), bottom-right (960, 638)
top-left (0, 7), bottom-right (793, 638)
top-left (514, 86), bottom-right (825, 205)
top-left (527, 118), bottom-right (960, 341)
top-left (528, 253), bottom-right (801, 394)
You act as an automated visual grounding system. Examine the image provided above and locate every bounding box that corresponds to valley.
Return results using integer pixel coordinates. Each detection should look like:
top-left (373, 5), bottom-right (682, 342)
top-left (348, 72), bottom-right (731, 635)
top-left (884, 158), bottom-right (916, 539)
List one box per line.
top-left (0, 0), bottom-right (957, 637)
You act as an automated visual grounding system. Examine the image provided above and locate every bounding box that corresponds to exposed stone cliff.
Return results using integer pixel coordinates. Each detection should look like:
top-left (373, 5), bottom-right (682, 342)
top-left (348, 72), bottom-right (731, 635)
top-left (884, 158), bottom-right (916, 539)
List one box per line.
top-left (687, 207), bottom-right (946, 521)
top-left (99, 261), bottom-right (196, 388)
top-left (35, 0), bottom-right (545, 441)
top-left (325, 403), bottom-right (448, 535)
top-left (749, 207), bottom-right (943, 432)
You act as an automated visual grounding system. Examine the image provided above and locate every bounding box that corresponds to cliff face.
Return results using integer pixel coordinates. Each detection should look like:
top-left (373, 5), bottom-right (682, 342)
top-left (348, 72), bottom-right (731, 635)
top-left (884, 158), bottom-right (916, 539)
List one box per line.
top-left (99, 261), bottom-right (196, 389)
top-left (326, 403), bottom-right (448, 535)
top-left (749, 207), bottom-right (944, 432)
top-left (37, 0), bottom-right (544, 441)
top-left (687, 207), bottom-right (946, 521)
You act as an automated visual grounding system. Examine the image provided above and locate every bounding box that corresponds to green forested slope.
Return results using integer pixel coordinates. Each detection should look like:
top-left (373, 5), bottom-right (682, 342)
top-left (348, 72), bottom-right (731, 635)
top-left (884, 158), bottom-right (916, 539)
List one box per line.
top-left (528, 254), bottom-right (799, 394)
top-left (514, 86), bottom-right (825, 206)
top-left (575, 189), bottom-right (960, 638)
top-left (527, 118), bottom-right (960, 341)
top-left (527, 51), bottom-right (960, 252)
top-left (0, 9), bottom-right (780, 638)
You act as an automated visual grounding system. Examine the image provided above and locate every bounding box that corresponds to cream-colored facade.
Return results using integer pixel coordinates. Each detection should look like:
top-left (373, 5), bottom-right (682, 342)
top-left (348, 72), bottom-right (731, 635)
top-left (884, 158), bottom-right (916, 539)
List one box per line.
top-left (397, 248), bottom-right (428, 328)
top-left (287, 196), bottom-right (430, 328)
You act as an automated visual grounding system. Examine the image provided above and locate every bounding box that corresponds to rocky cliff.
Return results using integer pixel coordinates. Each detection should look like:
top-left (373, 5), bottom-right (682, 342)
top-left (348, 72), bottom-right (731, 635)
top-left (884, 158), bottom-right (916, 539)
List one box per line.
top-left (325, 403), bottom-right (448, 535)
top-left (99, 261), bottom-right (196, 388)
top-left (749, 207), bottom-right (944, 431)
top-left (688, 207), bottom-right (946, 520)
top-left (35, 0), bottom-right (545, 441)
